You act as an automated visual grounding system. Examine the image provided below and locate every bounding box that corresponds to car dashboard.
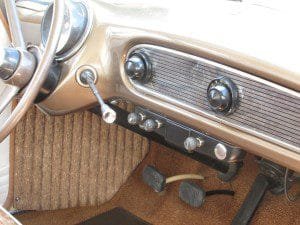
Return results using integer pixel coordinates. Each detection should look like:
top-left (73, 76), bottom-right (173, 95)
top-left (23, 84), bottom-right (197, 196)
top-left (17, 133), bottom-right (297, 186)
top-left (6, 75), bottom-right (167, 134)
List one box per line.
top-left (16, 0), bottom-right (300, 172)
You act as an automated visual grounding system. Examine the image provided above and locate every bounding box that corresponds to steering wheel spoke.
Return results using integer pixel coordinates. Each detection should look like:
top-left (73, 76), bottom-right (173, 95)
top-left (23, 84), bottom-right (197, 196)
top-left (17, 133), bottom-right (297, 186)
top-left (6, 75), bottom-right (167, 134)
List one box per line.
top-left (0, 84), bottom-right (19, 114)
top-left (0, 0), bottom-right (64, 143)
top-left (4, 0), bottom-right (26, 49)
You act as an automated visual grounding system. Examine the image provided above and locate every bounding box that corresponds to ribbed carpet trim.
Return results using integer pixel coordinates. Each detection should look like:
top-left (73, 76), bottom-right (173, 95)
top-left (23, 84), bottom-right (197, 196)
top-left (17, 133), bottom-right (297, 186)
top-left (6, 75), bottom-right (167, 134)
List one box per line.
top-left (12, 103), bottom-right (149, 210)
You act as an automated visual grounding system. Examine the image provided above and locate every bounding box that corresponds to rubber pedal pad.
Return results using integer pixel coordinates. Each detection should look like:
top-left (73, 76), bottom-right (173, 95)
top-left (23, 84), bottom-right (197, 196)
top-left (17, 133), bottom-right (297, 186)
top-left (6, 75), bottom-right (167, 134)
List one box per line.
top-left (142, 165), bottom-right (166, 192)
top-left (179, 181), bottom-right (206, 207)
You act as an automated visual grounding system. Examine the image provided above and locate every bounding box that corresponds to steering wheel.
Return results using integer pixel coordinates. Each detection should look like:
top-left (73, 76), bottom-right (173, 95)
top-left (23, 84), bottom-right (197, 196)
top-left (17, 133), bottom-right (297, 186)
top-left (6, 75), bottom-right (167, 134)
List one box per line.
top-left (0, 0), bottom-right (64, 142)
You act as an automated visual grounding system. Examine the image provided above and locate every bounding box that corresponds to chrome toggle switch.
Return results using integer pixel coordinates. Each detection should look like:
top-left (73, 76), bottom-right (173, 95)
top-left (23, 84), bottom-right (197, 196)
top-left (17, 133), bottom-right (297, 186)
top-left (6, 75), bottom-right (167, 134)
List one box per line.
top-left (79, 69), bottom-right (116, 124)
top-left (140, 118), bottom-right (163, 132)
top-left (127, 112), bottom-right (146, 125)
top-left (184, 137), bottom-right (205, 153)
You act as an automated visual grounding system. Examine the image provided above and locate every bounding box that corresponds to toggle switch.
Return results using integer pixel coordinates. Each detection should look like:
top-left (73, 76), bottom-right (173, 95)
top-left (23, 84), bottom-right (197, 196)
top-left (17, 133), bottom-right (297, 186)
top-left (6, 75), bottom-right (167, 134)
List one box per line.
top-left (127, 112), bottom-right (146, 125)
top-left (183, 137), bottom-right (205, 153)
top-left (79, 69), bottom-right (116, 124)
top-left (140, 118), bottom-right (163, 132)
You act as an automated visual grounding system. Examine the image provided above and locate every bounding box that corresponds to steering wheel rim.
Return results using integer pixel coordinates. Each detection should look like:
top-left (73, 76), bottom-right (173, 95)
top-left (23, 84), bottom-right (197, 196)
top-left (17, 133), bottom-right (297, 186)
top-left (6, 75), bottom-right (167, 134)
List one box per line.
top-left (0, 0), bottom-right (65, 143)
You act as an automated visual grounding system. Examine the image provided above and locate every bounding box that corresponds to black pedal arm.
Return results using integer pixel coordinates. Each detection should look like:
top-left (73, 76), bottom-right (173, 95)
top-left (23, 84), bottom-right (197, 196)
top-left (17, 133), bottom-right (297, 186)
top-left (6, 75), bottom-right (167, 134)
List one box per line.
top-left (231, 174), bottom-right (270, 225)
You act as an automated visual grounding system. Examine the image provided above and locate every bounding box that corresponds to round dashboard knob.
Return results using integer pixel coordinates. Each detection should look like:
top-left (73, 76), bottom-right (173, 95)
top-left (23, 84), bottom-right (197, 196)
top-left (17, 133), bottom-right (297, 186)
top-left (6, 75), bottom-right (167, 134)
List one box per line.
top-left (127, 112), bottom-right (146, 125)
top-left (184, 137), bottom-right (198, 152)
top-left (142, 119), bottom-right (158, 132)
top-left (127, 112), bottom-right (140, 125)
top-left (207, 84), bottom-right (231, 111)
top-left (184, 137), bottom-right (205, 153)
top-left (124, 52), bottom-right (152, 82)
top-left (207, 77), bottom-right (239, 115)
top-left (125, 54), bottom-right (146, 80)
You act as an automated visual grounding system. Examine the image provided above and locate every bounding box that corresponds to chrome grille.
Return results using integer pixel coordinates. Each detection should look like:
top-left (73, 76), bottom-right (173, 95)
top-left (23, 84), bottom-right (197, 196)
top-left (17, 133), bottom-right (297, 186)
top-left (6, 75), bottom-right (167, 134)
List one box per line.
top-left (130, 45), bottom-right (300, 153)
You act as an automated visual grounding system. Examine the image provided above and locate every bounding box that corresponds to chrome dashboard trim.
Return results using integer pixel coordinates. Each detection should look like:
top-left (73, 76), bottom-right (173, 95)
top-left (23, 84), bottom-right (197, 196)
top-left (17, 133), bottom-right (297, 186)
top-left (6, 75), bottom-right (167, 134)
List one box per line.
top-left (125, 44), bottom-right (300, 154)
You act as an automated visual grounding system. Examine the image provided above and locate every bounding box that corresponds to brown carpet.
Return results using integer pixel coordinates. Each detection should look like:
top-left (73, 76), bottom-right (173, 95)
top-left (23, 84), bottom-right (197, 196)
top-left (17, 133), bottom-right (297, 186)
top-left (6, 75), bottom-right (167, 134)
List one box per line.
top-left (12, 103), bottom-right (149, 210)
top-left (16, 142), bottom-right (300, 225)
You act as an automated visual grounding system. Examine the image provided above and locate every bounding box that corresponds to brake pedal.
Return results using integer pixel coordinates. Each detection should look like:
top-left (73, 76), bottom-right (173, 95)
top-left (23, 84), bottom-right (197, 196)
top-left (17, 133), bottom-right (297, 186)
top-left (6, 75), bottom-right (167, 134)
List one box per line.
top-left (179, 181), bottom-right (235, 208)
top-left (179, 181), bottom-right (206, 207)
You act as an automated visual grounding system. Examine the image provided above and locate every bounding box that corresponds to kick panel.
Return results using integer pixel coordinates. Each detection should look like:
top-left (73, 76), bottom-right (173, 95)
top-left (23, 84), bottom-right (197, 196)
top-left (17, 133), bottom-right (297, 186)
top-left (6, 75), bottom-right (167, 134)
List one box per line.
top-left (12, 103), bottom-right (149, 210)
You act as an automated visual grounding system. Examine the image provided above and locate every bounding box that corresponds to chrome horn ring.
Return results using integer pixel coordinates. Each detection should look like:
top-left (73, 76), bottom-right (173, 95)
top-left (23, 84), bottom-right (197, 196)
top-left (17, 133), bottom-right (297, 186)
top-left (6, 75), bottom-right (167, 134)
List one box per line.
top-left (0, 0), bottom-right (65, 143)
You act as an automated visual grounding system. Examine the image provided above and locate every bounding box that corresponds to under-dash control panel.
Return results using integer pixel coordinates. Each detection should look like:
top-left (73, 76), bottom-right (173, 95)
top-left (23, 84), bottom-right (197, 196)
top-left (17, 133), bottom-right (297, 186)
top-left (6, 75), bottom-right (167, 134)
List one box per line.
top-left (127, 106), bottom-right (245, 163)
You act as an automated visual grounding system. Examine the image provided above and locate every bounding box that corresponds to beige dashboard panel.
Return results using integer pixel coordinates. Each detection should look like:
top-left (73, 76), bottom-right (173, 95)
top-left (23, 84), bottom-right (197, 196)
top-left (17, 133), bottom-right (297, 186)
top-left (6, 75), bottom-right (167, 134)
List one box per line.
top-left (18, 0), bottom-right (300, 91)
top-left (17, 0), bottom-right (300, 171)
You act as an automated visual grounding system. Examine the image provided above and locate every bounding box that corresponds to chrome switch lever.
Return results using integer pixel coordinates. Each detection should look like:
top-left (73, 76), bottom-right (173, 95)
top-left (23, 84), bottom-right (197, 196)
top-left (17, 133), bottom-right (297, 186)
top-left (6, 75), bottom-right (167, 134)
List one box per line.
top-left (80, 69), bottom-right (116, 124)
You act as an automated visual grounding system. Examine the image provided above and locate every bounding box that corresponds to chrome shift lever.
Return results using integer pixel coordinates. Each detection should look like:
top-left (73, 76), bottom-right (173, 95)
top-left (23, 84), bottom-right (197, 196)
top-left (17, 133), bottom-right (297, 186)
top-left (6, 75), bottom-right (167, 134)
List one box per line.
top-left (80, 69), bottom-right (116, 124)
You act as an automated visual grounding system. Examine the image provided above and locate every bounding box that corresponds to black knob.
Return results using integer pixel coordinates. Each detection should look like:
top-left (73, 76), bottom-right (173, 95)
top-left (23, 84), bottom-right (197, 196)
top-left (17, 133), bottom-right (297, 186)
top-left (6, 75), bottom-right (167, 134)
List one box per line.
top-left (124, 52), bottom-right (152, 82)
top-left (207, 77), bottom-right (238, 115)
top-left (208, 84), bottom-right (231, 111)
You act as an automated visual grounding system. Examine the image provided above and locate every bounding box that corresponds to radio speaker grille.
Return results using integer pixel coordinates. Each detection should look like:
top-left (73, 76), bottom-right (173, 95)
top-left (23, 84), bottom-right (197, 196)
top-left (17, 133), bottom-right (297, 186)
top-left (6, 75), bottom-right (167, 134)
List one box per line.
top-left (130, 45), bottom-right (300, 153)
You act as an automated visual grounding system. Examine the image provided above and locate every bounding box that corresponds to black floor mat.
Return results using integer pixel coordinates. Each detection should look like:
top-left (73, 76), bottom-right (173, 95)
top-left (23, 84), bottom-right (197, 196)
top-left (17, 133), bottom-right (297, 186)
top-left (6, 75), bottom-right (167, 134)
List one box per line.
top-left (77, 207), bottom-right (151, 225)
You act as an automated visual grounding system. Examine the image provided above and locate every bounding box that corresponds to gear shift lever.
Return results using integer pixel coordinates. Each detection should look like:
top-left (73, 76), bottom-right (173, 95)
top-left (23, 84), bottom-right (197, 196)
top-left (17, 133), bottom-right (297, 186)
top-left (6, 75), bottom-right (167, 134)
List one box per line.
top-left (80, 69), bottom-right (116, 124)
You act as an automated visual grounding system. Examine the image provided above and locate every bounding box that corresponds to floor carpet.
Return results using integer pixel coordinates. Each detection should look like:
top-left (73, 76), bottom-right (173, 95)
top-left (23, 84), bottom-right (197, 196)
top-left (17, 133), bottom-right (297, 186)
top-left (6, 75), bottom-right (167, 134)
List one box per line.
top-left (16, 142), bottom-right (300, 225)
top-left (12, 103), bottom-right (149, 210)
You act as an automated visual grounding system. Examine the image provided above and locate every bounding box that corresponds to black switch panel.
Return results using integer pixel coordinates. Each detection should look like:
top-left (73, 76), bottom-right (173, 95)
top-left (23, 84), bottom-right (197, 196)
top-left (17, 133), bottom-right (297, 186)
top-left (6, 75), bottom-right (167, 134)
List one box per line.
top-left (134, 106), bottom-right (245, 163)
